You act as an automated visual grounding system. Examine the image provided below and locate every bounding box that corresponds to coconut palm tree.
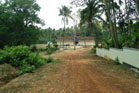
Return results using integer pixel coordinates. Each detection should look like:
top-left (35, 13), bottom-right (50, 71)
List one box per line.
top-left (101, 0), bottom-right (120, 48)
top-left (80, 0), bottom-right (104, 47)
top-left (59, 5), bottom-right (72, 47)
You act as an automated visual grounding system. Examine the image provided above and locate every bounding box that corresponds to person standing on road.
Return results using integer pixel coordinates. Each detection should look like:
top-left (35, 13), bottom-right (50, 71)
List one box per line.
top-left (74, 37), bottom-right (79, 46)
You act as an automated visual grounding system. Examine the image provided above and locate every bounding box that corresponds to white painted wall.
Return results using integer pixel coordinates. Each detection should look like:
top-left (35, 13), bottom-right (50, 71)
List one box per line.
top-left (96, 48), bottom-right (109, 58)
top-left (109, 48), bottom-right (123, 63)
top-left (96, 48), bottom-right (139, 68)
top-left (57, 42), bottom-right (95, 46)
top-left (123, 48), bottom-right (139, 68)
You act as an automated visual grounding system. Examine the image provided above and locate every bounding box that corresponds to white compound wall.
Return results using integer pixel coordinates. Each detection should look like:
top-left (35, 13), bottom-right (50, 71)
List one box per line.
top-left (96, 48), bottom-right (139, 68)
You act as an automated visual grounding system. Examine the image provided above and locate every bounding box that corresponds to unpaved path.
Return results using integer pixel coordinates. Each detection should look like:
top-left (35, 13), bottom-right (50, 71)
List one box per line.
top-left (0, 48), bottom-right (139, 93)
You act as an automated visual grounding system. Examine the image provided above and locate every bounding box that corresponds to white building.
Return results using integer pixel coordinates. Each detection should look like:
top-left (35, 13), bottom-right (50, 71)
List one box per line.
top-left (57, 37), bottom-right (95, 46)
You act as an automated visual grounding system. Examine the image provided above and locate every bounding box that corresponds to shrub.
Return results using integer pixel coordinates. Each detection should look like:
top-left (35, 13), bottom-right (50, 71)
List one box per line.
top-left (54, 44), bottom-right (59, 50)
top-left (27, 53), bottom-right (46, 68)
top-left (46, 44), bottom-right (51, 50)
top-left (38, 48), bottom-right (45, 51)
top-left (0, 46), bottom-right (31, 67)
top-left (31, 45), bottom-right (37, 52)
top-left (114, 57), bottom-right (120, 65)
top-left (0, 46), bottom-right (47, 74)
top-left (122, 32), bottom-right (139, 49)
top-left (46, 57), bottom-right (54, 63)
top-left (101, 43), bottom-right (109, 49)
top-left (19, 62), bottom-right (35, 73)
top-left (46, 49), bottom-right (53, 55)
top-left (93, 45), bottom-right (96, 48)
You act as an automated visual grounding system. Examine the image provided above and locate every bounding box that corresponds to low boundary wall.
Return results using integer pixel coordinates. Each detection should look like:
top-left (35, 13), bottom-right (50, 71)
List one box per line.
top-left (96, 48), bottom-right (139, 68)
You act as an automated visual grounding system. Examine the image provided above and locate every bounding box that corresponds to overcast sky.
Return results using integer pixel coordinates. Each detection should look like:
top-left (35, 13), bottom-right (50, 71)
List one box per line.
top-left (36, 0), bottom-right (78, 30)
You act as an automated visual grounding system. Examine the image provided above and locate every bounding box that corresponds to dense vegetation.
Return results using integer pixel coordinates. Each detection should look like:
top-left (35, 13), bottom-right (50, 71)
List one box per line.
top-left (0, 45), bottom-right (58, 74)
top-left (71, 0), bottom-right (139, 49)
top-left (0, 0), bottom-right (57, 75)
top-left (1, 0), bottom-right (138, 49)
top-left (0, 46), bottom-right (47, 74)
top-left (37, 26), bottom-right (89, 44)
top-left (38, 0), bottom-right (139, 49)
top-left (0, 0), bottom-right (44, 48)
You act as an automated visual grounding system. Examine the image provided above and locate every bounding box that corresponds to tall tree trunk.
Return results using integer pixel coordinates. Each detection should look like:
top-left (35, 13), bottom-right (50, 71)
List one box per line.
top-left (104, 8), bottom-right (112, 38)
top-left (88, 6), bottom-right (98, 47)
top-left (105, 0), bottom-right (119, 48)
top-left (91, 22), bottom-right (98, 47)
top-left (135, 0), bottom-right (139, 14)
top-left (63, 17), bottom-right (66, 48)
top-left (112, 0), bottom-right (119, 48)
top-left (125, 0), bottom-right (131, 36)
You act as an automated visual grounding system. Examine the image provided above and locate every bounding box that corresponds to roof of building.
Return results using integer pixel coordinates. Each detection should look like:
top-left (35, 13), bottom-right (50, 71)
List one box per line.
top-left (57, 37), bottom-right (94, 41)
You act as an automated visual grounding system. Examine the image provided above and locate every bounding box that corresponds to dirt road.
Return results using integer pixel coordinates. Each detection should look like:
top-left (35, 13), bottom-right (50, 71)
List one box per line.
top-left (0, 48), bottom-right (139, 93)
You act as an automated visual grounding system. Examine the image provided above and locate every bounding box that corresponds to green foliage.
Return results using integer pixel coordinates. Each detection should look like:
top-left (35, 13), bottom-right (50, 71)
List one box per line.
top-left (46, 57), bottom-right (60, 63)
top-left (46, 57), bottom-right (54, 63)
top-left (100, 38), bottom-right (115, 49)
top-left (114, 57), bottom-right (120, 65)
top-left (46, 44), bottom-right (59, 55)
top-left (46, 49), bottom-right (53, 55)
top-left (100, 42), bottom-right (110, 49)
top-left (0, 46), bottom-right (47, 73)
top-left (37, 38), bottom-right (48, 44)
top-left (0, 46), bottom-right (31, 66)
top-left (27, 53), bottom-right (46, 68)
top-left (72, 0), bottom-right (139, 49)
top-left (31, 45), bottom-right (37, 52)
top-left (93, 45), bottom-right (96, 48)
top-left (117, 22), bottom-right (139, 49)
top-left (19, 63), bottom-right (35, 73)
top-left (122, 33), bottom-right (139, 49)
top-left (59, 5), bottom-right (72, 17)
top-left (59, 5), bottom-right (72, 38)
top-left (0, 0), bottom-right (43, 48)
top-left (38, 28), bottom-right (57, 44)
top-left (58, 5), bottom-right (72, 25)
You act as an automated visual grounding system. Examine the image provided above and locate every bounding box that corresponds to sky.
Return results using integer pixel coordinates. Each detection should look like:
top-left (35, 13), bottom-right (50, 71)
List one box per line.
top-left (36, 0), bottom-right (78, 30)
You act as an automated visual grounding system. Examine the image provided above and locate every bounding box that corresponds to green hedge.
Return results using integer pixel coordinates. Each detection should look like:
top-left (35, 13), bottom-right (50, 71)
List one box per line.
top-left (0, 46), bottom-right (47, 74)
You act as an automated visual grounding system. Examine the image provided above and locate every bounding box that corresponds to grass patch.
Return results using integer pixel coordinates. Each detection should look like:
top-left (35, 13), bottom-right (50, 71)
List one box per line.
top-left (112, 63), bottom-right (139, 79)
top-left (92, 55), bottom-right (139, 79)
top-left (113, 63), bottom-right (131, 70)
top-left (0, 64), bottom-right (20, 87)
top-left (97, 60), bottom-right (139, 79)
top-left (46, 57), bottom-right (60, 63)
top-left (46, 80), bottom-right (52, 83)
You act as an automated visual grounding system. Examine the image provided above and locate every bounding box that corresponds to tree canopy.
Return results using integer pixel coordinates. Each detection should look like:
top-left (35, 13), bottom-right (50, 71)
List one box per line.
top-left (0, 0), bottom-right (43, 48)
top-left (71, 0), bottom-right (139, 48)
